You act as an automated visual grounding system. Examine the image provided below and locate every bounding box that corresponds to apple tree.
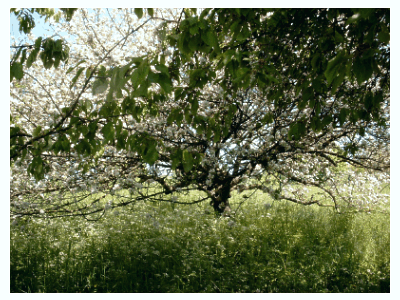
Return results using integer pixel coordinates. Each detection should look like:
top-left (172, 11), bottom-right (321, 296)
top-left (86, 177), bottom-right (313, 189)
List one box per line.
top-left (10, 8), bottom-right (389, 218)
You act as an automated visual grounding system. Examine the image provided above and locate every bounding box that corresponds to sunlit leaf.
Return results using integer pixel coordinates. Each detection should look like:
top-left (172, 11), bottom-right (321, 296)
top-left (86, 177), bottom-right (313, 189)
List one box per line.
top-left (134, 8), bottom-right (143, 19)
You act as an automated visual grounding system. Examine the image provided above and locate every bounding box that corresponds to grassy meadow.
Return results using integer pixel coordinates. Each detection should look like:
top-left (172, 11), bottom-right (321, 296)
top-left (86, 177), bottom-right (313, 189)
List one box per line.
top-left (10, 189), bottom-right (390, 293)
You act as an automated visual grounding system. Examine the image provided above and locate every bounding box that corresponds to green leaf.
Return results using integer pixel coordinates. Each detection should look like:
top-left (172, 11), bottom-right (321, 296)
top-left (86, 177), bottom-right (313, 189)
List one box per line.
top-left (346, 13), bottom-right (361, 25)
top-left (364, 92), bottom-right (373, 110)
top-left (147, 70), bottom-right (159, 83)
top-left (116, 88), bottom-right (123, 98)
top-left (119, 62), bottom-right (134, 81)
top-left (54, 39), bottom-right (63, 52)
top-left (132, 81), bottom-right (149, 98)
top-left (191, 99), bottom-right (199, 115)
top-left (35, 37), bottom-right (43, 49)
top-left (184, 107), bottom-right (192, 123)
top-left (377, 24), bottom-right (390, 44)
top-left (188, 37), bottom-right (199, 52)
top-left (321, 115), bottom-right (333, 127)
top-left (187, 16), bottom-right (198, 25)
top-left (147, 8), bottom-right (154, 17)
top-left (13, 47), bottom-right (23, 63)
top-left (311, 52), bottom-right (321, 70)
top-left (288, 122), bottom-right (306, 140)
top-left (40, 50), bottom-right (53, 69)
top-left (10, 62), bottom-right (23, 82)
top-left (200, 8), bottom-right (211, 20)
top-left (182, 150), bottom-right (194, 172)
top-left (173, 110), bottom-right (182, 126)
top-left (76, 139), bottom-right (92, 155)
top-left (26, 49), bottom-right (39, 68)
top-left (311, 77), bottom-right (322, 93)
top-left (20, 49), bottom-right (27, 64)
top-left (53, 55), bottom-right (61, 68)
top-left (66, 59), bottom-right (86, 74)
top-left (357, 8), bottom-right (375, 19)
top-left (213, 127), bottom-right (221, 143)
top-left (28, 156), bottom-right (45, 180)
top-left (338, 108), bottom-right (348, 126)
top-left (101, 122), bottom-right (114, 143)
top-left (116, 132), bottom-right (127, 150)
top-left (373, 92), bottom-right (384, 108)
top-left (130, 56), bottom-right (144, 65)
top-left (85, 67), bottom-right (92, 79)
top-left (18, 14), bottom-right (35, 34)
top-left (324, 51), bottom-right (348, 85)
top-left (92, 78), bottom-right (109, 95)
top-left (61, 139), bottom-right (71, 152)
top-left (310, 116), bottom-right (321, 132)
top-left (130, 68), bottom-right (140, 88)
top-left (189, 69), bottom-right (206, 87)
top-left (167, 109), bottom-right (179, 125)
top-left (178, 31), bottom-right (192, 55)
top-left (70, 67), bottom-right (85, 88)
top-left (359, 127), bottom-right (365, 137)
top-left (353, 57), bottom-right (373, 85)
top-left (157, 73), bottom-right (172, 94)
top-left (33, 126), bottom-right (42, 138)
top-left (143, 142), bottom-right (158, 165)
top-left (155, 64), bottom-right (169, 77)
top-left (302, 87), bottom-right (314, 101)
top-left (262, 113), bottom-right (274, 124)
top-left (334, 31), bottom-right (344, 43)
top-left (189, 25), bottom-right (199, 35)
top-left (131, 64), bottom-right (149, 88)
top-left (331, 66), bottom-right (346, 94)
top-left (134, 8), bottom-right (143, 19)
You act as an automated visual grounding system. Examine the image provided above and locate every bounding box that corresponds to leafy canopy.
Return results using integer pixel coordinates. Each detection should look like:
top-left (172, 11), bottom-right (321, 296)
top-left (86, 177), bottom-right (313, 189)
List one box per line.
top-left (10, 8), bottom-right (389, 217)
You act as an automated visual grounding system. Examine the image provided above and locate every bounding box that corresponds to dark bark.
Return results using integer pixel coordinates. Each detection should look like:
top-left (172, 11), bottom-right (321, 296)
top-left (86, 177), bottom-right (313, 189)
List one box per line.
top-left (209, 180), bottom-right (232, 215)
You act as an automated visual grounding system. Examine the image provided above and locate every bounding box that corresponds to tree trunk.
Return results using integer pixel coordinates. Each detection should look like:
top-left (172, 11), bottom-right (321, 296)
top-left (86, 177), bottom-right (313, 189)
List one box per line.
top-left (210, 182), bottom-right (232, 216)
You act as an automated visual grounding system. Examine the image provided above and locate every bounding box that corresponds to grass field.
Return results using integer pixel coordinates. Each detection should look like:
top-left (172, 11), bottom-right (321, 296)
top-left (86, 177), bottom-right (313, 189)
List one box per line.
top-left (10, 189), bottom-right (390, 293)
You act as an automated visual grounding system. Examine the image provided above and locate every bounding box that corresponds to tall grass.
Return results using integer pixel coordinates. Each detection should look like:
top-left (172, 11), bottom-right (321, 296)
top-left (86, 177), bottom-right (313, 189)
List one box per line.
top-left (10, 190), bottom-right (390, 292)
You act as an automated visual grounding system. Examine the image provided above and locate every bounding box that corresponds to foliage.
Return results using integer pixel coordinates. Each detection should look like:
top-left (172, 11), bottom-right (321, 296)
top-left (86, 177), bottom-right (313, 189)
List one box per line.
top-left (10, 8), bottom-right (389, 216)
top-left (10, 8), bottom-right (77, 81)
top-left (10, 191), bottom-right (390, 292)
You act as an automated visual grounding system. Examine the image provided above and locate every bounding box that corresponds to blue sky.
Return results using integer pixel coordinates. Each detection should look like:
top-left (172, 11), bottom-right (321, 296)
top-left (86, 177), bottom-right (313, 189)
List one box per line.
top-left (10, 11), bottom-right (55, 41)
